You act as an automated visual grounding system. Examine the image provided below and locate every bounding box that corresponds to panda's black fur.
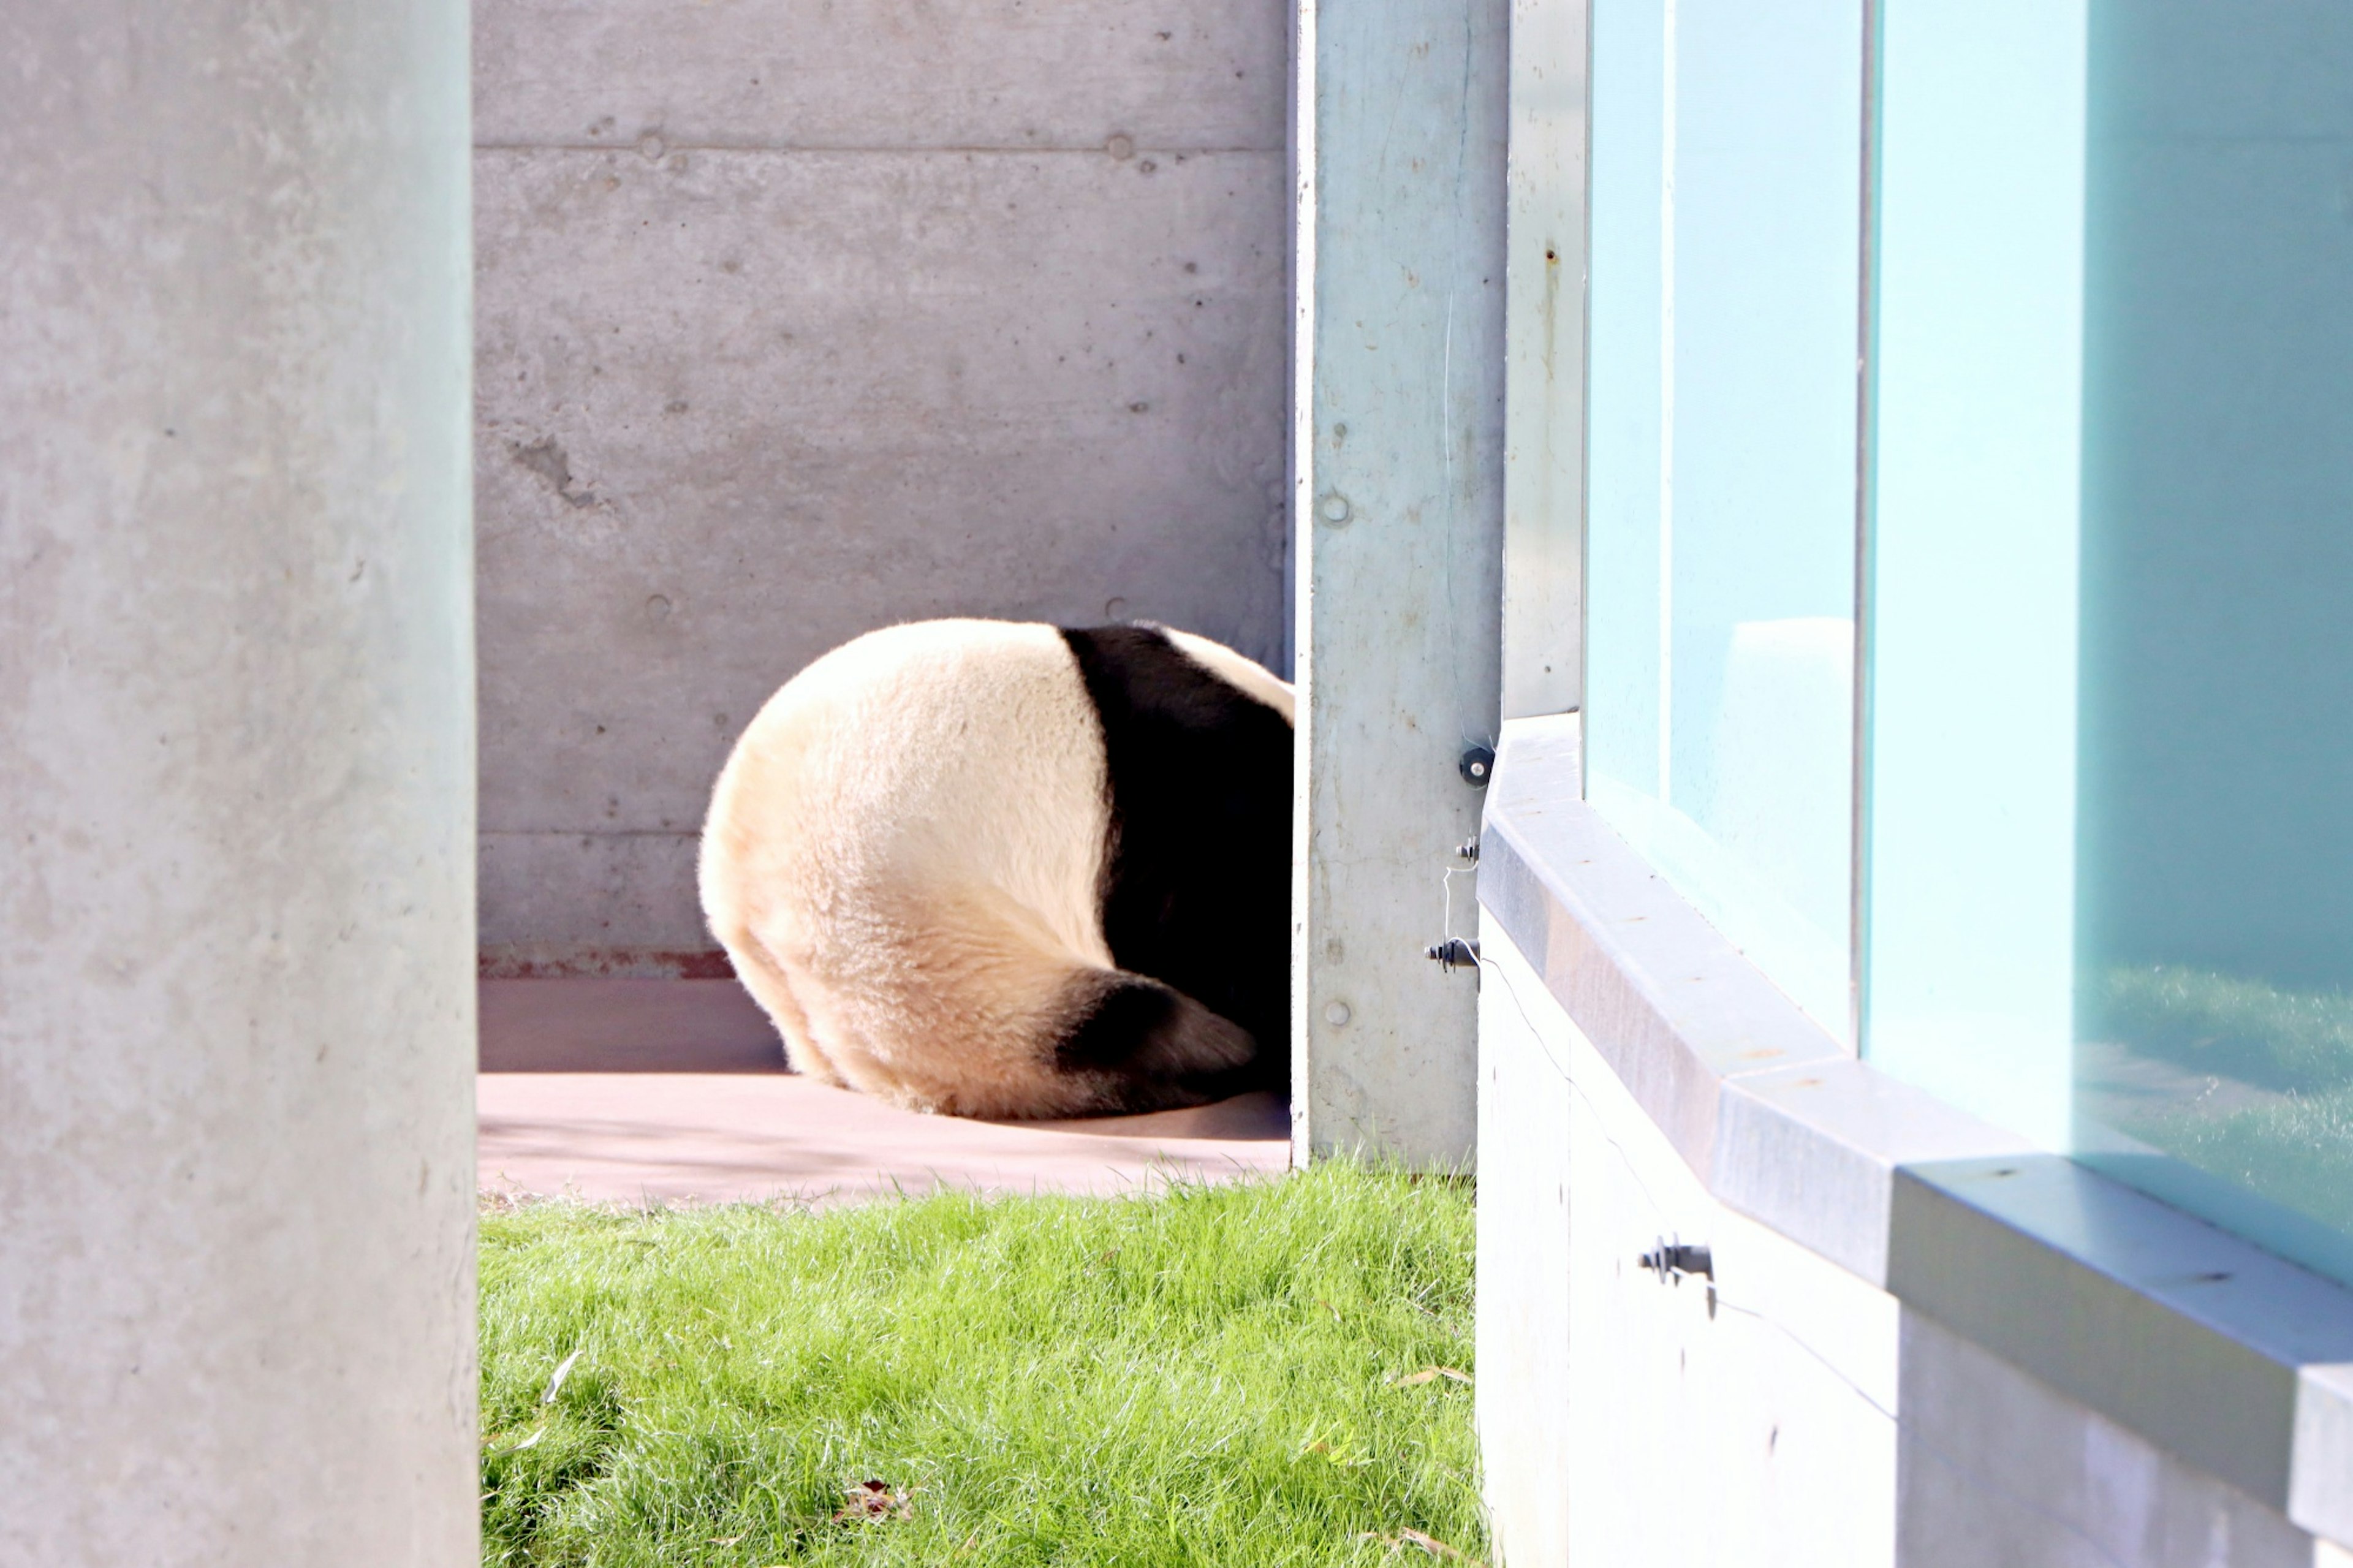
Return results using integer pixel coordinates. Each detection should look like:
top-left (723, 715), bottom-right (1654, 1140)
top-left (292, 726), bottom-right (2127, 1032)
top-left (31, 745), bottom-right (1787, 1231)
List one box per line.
top-left (1056, 626), bottom-right (1294, 1100)
top-left (699, 617), bottom-right (1292, 1119)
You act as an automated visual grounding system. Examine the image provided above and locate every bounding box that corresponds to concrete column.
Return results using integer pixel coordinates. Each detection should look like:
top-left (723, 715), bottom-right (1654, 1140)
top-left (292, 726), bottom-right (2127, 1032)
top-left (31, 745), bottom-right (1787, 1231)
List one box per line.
top-left (1294, 0), bottom-right (1510, 1164)
top-left (0, 5), bottom-right (476, 1563)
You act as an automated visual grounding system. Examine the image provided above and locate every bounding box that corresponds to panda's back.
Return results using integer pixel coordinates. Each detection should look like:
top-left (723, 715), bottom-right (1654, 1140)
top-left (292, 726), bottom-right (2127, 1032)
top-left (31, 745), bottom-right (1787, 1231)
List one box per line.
top-left (700, 618), bottom-right (1112, 980)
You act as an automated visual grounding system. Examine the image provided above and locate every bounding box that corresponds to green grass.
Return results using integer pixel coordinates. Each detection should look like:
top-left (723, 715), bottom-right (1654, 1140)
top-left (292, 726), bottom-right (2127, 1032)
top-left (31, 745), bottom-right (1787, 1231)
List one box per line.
top-left (2114, 1084), bottom-right (2353, 1237)
top-left (2094, 963), bottom-right (2353, 1093)
top-left (479, 1164), bottom-right (1483, 1567)
top-left (2092, 964), bottom-right (2353, 1237)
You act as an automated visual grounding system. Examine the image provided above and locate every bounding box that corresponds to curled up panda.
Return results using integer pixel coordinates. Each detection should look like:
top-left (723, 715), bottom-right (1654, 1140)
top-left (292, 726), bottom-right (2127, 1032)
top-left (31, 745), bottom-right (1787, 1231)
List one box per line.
top-left (699, 618), bottom-right (1293, 1119)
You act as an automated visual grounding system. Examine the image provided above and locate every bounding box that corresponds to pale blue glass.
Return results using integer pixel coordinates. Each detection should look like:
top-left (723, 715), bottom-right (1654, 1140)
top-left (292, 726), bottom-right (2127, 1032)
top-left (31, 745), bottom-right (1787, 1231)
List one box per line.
top-left (1862, 0), bottom-right (2086, 1149)
top-left (1583, 0), bottom-right (1666, 804)
top-left (1865, 0), bottom-right (2353, 1286)
top-left (1584, 0), bottom-right (1864, 1037)
top-left (2070, 0), bottom-right (2353, 1287)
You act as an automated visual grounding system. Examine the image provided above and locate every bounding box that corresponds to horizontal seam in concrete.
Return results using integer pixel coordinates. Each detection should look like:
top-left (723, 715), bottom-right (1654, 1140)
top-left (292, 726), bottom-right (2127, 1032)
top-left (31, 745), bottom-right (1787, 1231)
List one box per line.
top-left (472, 141), bottom-right (1286, 156)
top-left (480, 828), bottom-right (700, 838)
top-left (1477, 715), bottom-right (2353, 1547)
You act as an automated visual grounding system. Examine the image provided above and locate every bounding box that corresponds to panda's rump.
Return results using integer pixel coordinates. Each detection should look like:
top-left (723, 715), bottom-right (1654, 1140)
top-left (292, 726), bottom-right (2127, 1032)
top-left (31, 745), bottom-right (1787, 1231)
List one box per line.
top-left (702, 617), bottom-right (1289, 1116)
top-left (701, 621), bottom-right (1116, 1108)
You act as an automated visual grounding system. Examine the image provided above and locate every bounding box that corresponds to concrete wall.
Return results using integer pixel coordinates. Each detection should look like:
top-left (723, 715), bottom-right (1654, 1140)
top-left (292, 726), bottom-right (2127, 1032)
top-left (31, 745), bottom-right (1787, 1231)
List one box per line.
top-left (1476, 928), bottom-right (2333, 1568)
top-left (475, 0), bottom-right (1291, 963)
top-left (0, 2), bottom-right (477, 1561)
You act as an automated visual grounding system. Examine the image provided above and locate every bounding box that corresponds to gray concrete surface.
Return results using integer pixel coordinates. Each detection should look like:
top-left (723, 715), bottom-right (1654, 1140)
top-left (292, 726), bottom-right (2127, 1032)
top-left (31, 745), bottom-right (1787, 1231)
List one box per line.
top-left (0, 4), bottom-right (477, 1562)
top-left (475, 0), bottom-right (1292, 961)
top-left (480, 978), bottom-right (784, 1072)
top-left (1477, 928), bottom-right (2335, 1567)
top-left (1293, 0), bottom-right (1508, 1166)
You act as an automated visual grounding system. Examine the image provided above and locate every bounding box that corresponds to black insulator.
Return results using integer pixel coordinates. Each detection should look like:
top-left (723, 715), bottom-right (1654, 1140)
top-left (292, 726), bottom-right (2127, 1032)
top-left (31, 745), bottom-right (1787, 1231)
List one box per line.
top-left (1424, 937), bottom-right (1480, 974)
top-left (1639, 1240), bottom-right (1715, 1284)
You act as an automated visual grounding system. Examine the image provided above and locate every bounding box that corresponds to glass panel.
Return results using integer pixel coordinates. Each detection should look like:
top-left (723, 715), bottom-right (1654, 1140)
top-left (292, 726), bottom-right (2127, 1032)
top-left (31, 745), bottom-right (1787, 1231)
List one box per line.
top-left (1584, 0), bottom-right (1865, 1039)
top-left (1862, 0), bottom-right (2086, 1150)
top-left (1584, 0), bottom-right (1667, 804)
top-left (1866, 0), bottom-right (2353, 1287)
top-left (2071, 0), bottom-right (2353, 1286)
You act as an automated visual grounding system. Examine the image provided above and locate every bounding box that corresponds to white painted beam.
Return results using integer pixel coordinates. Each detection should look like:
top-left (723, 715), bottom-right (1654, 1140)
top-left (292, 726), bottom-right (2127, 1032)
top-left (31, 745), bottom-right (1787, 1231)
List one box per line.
top-left (1293, 0), bottom-right (1509, 1164)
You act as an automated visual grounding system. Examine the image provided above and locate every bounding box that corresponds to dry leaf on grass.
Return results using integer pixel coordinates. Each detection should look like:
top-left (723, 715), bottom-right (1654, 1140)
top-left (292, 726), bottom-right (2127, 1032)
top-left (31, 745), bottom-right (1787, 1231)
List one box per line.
top-left (1357, 1527), bottom-right (1473, 1560)
top-left (833, 1479), bottom-right (915, 1522)
top-left (1389, 1366), bottom-right (1473, 1387)
top-left (1400, 1528), bottom-right (1464, 1557)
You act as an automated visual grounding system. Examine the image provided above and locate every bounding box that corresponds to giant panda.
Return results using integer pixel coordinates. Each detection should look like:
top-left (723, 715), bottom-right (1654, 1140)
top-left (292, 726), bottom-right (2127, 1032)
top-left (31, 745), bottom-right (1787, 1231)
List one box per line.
top-left (699, 618), bottom-right (1294, 1119)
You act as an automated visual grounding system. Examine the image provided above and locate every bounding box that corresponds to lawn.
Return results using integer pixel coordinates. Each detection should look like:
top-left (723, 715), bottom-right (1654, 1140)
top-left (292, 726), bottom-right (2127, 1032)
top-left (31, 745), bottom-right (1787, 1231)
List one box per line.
top-left (2093, 963), bottom-right (2353, 1235)
top-left (479, 1164), bottom-right (1484, 1566)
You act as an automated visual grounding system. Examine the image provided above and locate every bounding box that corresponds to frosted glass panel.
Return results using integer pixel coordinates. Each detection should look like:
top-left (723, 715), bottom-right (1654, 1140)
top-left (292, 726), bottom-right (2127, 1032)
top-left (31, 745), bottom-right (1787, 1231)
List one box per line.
top-left (1583, 0), bottom-right (1665, 803)
top-left (2070, 0), bottom-right (2353, 1287)
top-left (1862, 0), bottom-right (2086, 1151)
top-left (1864, 0), bottom-right (2353, 1287)
top-left (1582, 0), bottom-right (1864, 1038)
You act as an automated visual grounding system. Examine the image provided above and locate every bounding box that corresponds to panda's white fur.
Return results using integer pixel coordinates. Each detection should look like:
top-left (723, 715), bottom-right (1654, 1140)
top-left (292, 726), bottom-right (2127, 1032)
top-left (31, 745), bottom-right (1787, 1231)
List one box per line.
top-left (699, 618), bottom-right (1294, 1118)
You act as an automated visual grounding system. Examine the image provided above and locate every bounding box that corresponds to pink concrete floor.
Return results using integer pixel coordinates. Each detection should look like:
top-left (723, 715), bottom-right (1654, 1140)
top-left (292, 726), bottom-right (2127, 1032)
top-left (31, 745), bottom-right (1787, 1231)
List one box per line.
top-left (478, 979), bottom-right (1292, 1206)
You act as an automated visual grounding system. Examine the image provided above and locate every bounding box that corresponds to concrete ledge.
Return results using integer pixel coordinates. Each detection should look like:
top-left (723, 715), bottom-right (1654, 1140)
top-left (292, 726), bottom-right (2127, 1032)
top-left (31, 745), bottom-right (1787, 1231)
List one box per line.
top-left (1479, 715), bottom-right (2027, 1281)
top-left (1478, 714), bottom-right (2353, 1547)
top-left (1891, 1155), bottom-right (2353, 1516)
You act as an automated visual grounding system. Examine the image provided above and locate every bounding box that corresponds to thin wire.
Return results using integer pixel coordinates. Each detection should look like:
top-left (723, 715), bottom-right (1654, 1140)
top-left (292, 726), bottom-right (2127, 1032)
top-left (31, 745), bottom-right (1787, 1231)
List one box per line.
top-left (1441, 860), bottom-right (1473, 942)
top-left (1467, 930), bottom-right (1674, 1228)
top-left (1461, 909), bottom-right (2143, 1568)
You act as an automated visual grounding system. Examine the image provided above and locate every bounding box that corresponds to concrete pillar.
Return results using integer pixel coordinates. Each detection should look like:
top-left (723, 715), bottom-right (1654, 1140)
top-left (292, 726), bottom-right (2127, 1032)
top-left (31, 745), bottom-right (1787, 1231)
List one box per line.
top-left (0, 5), bottom-right (476, 1563)
top-left (1294, 0), bottom-right (1510, 1164)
